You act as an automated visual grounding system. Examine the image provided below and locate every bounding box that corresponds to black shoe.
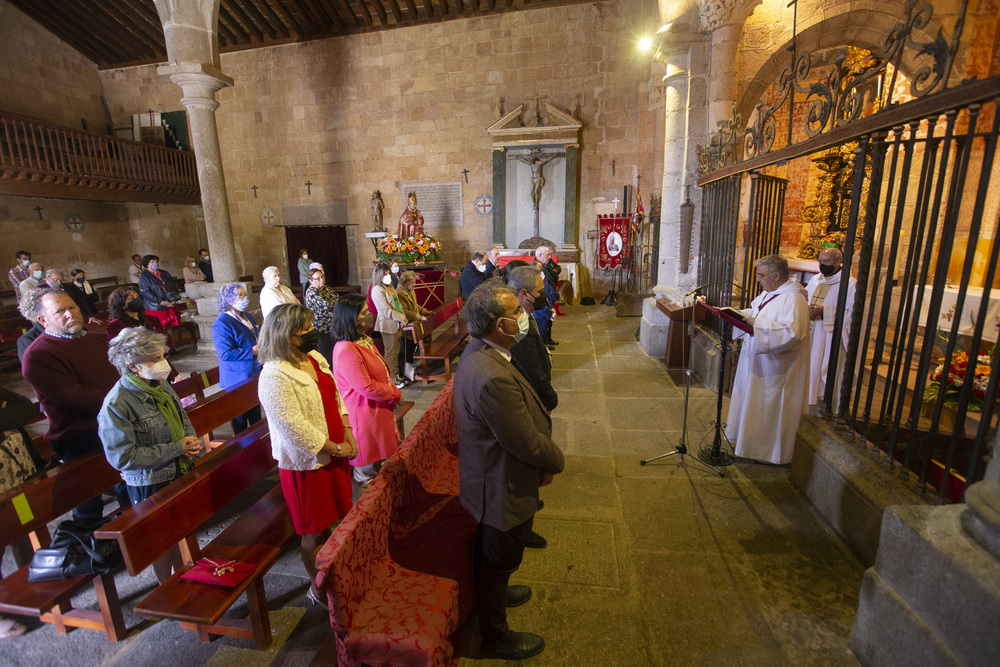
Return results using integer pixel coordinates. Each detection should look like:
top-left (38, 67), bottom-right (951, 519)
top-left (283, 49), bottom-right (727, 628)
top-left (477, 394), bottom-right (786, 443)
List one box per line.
top-left (481, 632), bottom-right (545, 660)
top-left (545, 343), bottom-right (556, 351)
top-left (506, 585), bottom-right (532, 608)
top-left (537, 499), bottom-right (544, 511)
top-left (525, 530), bottom-right (547, 549)
top-left (547, 339), bottom-right (559, 345)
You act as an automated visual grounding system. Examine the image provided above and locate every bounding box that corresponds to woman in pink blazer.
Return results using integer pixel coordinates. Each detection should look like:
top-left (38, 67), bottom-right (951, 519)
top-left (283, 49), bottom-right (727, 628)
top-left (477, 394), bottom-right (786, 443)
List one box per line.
top-left (330, 294), bottom-right (402, 488)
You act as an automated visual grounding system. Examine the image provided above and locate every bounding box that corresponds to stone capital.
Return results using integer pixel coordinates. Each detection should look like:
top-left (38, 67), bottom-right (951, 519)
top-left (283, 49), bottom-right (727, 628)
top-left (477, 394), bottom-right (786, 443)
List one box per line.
top-left (157, 63), bottom-right (234, 103)
top-left (698, 0), bottom-right (762, 32)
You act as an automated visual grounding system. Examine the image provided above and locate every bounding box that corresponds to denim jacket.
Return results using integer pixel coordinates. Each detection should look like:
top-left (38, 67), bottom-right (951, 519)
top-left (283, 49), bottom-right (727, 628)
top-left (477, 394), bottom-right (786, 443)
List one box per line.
top-left (98, 377), bottom-right (196, 487)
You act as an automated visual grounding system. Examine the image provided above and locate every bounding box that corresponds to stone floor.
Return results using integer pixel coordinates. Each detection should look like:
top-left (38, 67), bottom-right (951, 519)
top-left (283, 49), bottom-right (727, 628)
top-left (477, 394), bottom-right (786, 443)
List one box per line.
top-left (0, 305), bottom-right (865, 666)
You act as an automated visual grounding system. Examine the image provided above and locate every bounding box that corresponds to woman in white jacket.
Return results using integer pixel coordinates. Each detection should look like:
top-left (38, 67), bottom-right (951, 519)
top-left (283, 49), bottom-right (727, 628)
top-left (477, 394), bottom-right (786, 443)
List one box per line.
top-left (371, 262), bottom-right (408, 388)
top-left (260, 265), bottom-right (298, 319)
top-left (257, 302), bottom-right (358, 606)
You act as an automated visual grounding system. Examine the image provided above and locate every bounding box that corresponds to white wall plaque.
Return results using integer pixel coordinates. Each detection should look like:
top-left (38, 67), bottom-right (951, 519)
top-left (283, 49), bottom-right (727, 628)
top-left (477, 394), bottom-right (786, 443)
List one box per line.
top-left (399, 181), bottom-right (464, 230)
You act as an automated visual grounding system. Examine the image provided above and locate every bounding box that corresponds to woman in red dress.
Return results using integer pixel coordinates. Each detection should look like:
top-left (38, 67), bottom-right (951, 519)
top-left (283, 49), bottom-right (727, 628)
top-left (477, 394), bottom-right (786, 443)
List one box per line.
top-left (257, 303), bottom-right (358, 606)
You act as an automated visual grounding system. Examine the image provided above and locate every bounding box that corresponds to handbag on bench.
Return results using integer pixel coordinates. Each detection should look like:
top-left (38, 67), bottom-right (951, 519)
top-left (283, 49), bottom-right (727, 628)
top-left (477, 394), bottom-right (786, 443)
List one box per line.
top-left (27, 518), bottom-right (123, 582)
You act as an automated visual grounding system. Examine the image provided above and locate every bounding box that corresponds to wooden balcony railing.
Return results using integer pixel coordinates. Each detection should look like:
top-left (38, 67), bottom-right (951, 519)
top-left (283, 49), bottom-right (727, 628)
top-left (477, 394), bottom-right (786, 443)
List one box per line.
top-left (0, 112), bottom-right (200, 205)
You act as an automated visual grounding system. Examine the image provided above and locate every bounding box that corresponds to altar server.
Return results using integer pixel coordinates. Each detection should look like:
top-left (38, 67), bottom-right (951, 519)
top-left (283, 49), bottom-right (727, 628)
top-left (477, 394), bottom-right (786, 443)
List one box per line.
top-left (725, 254), bottom-right (810, 465)
top-left (805, 248), bottom-right (856, 412)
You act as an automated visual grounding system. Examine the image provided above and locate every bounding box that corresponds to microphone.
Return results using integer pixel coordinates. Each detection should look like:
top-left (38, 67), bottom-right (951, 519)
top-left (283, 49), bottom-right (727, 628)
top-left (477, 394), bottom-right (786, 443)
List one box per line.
top-left (685, 281), bottom-right (747, 297)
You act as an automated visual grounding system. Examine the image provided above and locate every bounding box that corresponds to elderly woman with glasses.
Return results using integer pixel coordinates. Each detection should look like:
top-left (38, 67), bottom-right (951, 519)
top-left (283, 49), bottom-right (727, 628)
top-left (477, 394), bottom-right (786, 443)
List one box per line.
top-left (257, 303), bottom-right (358, 606)
top-left (303, 268), bottom-right (339, 365)
top-left (260, 266), bottom-right (298, 320)
top-left (330, 294), bottom-right (402, 490)
top-left (212, 282), bottom-right (263, 435)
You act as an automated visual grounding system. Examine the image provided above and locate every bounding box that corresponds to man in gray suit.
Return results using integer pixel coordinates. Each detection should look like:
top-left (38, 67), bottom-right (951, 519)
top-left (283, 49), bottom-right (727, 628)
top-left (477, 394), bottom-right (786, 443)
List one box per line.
top-left (454, 281), bottom-right (565, 661)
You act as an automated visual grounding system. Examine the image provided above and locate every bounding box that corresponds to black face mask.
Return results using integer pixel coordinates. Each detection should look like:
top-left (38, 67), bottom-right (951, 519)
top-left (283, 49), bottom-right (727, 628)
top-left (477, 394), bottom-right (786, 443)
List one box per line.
top-left (297, 329), bottom-right (320, 354)
top-left (126, 297), bottom-right (144, 313)
top-left (819, 264), bottom-right (838, 277)
top-left (532, 292), bottom-right (548, 311)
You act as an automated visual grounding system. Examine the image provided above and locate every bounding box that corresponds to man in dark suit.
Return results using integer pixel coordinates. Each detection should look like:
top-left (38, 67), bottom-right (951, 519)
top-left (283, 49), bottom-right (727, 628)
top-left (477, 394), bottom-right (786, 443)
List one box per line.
top-left (507, 265), bottom-right (557, 412)
top-left (198, 248), bottom-right (214, 283)
top-left (459, 251), bottom-right (487, 302)
top-left (454, 281), bottom-right (565, 661)
top-left (484, 247), bottom-right (500, 280)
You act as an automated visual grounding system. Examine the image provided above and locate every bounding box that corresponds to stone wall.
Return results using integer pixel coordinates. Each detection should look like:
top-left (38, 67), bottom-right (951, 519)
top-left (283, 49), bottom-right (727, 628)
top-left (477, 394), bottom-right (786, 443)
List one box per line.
top-left (0, 0), bottom-right (109, 131)
top-left (98, 0), bottom-right (663, 295)
top-left (0, 197), bottom-right (134, 296)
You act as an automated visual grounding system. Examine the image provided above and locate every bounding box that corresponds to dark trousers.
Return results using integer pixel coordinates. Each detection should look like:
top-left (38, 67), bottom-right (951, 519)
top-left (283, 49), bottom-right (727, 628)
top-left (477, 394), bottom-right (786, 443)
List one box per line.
top-left (398, 337), bottom-right (416, 373)
top-left (474, 516), bottom-right (534, 645)
top-left (317, 330), bottom-right (334, 367)
top-left (532, 311), bottom-right (553, 344)
top-left (231, 405), bottom-right (263, 436)
top-left (51, 433), bottom-right (127, 521)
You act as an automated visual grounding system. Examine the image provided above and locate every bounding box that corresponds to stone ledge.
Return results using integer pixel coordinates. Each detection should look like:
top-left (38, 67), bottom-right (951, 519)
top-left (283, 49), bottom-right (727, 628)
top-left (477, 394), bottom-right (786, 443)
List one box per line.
top-left (792, 416), bottom-right (927, 566)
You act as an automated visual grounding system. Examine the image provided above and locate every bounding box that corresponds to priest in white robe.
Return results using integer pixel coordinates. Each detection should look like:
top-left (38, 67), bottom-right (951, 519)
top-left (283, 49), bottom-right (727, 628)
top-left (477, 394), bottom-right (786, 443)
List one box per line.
top-left (805, 248), bottom-right (857, 412)
top-left (725, 255), bottom-right (811, 464)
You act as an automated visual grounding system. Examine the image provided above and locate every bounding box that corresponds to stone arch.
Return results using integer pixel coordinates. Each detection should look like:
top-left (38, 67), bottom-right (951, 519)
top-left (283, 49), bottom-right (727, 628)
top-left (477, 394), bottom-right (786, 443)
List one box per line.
top-left (734, 0), bottom-right (951, 124)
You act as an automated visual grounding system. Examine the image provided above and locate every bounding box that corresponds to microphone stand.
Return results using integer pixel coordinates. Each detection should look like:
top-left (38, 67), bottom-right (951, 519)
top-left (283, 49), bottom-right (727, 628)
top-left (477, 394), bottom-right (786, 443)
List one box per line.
top-left (701, 316), bottom-right (735, 467)
top-left (641, 293), bottom-right (724, 477)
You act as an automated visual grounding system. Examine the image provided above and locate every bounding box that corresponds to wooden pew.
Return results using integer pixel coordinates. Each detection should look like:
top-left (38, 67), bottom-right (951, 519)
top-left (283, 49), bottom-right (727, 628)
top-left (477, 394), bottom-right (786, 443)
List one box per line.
top-left (170, 366), bottom-right (220, 402)
top-left (95, 422), bottom-right (295, 650)
top-left (0, 452), bottom-right (127, 641)
top-left (184, 375), bottom-right (261, 447)
top-left (403, 297), bottom-right (468, 385)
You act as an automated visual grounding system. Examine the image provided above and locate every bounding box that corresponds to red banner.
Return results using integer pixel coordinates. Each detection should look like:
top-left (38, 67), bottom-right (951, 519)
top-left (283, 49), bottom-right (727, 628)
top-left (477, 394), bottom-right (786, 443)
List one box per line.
top-left (597, 214), bottom-right (630, 270)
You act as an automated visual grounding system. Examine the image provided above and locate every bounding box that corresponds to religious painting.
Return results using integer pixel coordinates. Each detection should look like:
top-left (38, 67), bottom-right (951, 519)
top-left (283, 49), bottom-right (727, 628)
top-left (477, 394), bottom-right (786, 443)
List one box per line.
top-left (597, 214), bottom-right (630, 270)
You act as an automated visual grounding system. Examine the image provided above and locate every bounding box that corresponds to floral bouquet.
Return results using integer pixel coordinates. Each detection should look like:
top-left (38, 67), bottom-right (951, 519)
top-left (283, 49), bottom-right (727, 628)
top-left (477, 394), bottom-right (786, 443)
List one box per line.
top-left (376, 232), bottom-right (442, 264)
top-left (924, 350), bottom-right (994, 412)
top-left (821, 231), bottom-right (846, 249)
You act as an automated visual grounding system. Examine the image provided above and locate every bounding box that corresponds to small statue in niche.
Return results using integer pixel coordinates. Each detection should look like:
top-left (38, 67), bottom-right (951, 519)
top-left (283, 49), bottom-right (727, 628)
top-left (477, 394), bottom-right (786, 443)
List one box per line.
top-left (371, 190), bottom-right (385, 232)
top-left (397, 191), bottom-right (425, 238)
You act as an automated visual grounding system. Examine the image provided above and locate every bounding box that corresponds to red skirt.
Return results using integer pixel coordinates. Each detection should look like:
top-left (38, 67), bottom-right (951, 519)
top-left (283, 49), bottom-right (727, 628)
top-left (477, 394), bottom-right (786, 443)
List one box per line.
top-left (279, 458), bottom-right (353, 535)
top-left (146, 306), bottom-right (181, 329)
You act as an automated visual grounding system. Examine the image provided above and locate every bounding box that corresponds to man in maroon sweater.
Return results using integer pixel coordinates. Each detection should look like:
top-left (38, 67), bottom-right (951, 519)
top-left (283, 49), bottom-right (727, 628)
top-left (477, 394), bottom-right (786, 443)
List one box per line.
top-left (21, 288), bottom-right (121, 521)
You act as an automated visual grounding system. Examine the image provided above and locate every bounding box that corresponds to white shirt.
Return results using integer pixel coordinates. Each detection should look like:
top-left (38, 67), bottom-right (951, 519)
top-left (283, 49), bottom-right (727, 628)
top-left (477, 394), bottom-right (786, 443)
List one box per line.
top-left (260, 285), bottom-right (298, 319)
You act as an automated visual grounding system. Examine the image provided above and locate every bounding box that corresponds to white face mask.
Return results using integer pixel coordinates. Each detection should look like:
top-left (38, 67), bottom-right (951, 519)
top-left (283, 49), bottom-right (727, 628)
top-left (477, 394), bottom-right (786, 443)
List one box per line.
top-left (234, 296), bottom-right (250, 311)
top-left (202, 254), bottom-right (209, 261)
top-left (190, 262), bottom-right (196, 268)
top-left (149, 262), bottom-right (159, 271)
top-left (137, 358), bottom-right (172, 381)
top-left (391, 265), bottom-right (399, 274)
top-left (302, 254), bottom-right (308, 260)
top-left (21, 259), bottom-right (30, 267)
top-left (500, 312), bottom-right (530, 343)
top-left (382, 274), bottom-right (392, 285)
top-left (477, 263), bottom-right (487, 273)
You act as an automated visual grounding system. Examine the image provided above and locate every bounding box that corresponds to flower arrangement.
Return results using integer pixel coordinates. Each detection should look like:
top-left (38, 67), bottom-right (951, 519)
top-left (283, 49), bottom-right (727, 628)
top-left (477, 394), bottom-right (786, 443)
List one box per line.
top-left (821, 231), bottom-right (846, 249)
top-left (924, 350), bottom-right (994, 412)
top-left (376, 232), bottom-right (442, 263)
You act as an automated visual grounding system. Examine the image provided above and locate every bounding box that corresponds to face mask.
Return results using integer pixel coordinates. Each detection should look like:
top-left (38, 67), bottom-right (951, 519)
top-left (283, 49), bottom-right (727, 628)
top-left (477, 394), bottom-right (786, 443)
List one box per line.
top-left (531, 292), bottom-right (548, 311)
top-left (391, 265), bottom-right (399, 274)
top-left (234, 296), bottom-right (250, 311)
top-left (477, 263), bottom-right (487, 273)
top-left (137, 358), bottom-right (172, 381)
top-left (297, 329), bottom-right (320, 354)
top-left (382, 274), bottom-right (392, 285)
top-left (32, 270), bottom-right (43, 279)
top-left (190, 262), bottom-right (196, 268)
top-left (127, 297), bottom-right (144, 312)
top-left (500, 312), bottom-right (530, 343)
top-left (149, 262), bottom-right (159, 271)
top-left (819, 264), bottom-right (838, 277)
top-left (21, 259), bottom-right (30, 267)
top-left (75, 276), bottom-right (85, 284)
top-left (302, 254), bottom-right (308, 261)
top-left (202, 255), bottom-right (209, 261)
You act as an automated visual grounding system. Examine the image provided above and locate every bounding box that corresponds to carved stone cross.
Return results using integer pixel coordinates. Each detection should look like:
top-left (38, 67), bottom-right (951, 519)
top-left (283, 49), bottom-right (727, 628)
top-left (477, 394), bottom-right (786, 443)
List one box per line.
top-left (33, 206), bottom-right (43, 220)
top-left (251, 185), bottom-right (258, 199)
top-left (305, 181), bottom-right (312, 195)
top-left (461, 169), bottom-right (469, 183)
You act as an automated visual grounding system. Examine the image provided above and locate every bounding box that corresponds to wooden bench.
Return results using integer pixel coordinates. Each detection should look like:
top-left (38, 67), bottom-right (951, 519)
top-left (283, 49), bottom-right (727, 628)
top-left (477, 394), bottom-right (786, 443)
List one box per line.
top-left (403, 297), bottom-right (469, 385)
top-left (184, 375), bottom-right (261, 446)
top-left (0, 452), bottom-right (127, 641)
top-left (95, 422), bottom-right (295, 650)
top-left (170, 366), bottom-right (221, 402)
top-left (315, 378), bottom-right (476, 666)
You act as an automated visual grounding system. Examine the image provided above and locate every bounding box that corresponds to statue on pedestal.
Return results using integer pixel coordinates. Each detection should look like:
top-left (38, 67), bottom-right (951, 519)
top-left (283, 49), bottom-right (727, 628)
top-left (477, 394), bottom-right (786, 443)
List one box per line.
top-left (397, 191), bottom-right (425, 238)
top-left (371, 190), bottom-right (385, 232)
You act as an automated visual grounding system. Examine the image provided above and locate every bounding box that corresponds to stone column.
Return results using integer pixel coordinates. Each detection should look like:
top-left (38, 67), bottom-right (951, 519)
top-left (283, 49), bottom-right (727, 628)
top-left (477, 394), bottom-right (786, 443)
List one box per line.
top-left (153, 0), bottom-right (239, 285)
top-left (492, 147), bottom-right (506, 246)
top-left (699, 0), bottom-right (763, 132)
top-left (563, 143), bottom-right (579, 251)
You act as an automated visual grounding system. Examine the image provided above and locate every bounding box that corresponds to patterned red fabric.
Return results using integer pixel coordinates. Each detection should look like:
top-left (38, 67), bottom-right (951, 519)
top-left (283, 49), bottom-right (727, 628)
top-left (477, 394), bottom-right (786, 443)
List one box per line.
top-left (314, 379), bottom-right (468, 667)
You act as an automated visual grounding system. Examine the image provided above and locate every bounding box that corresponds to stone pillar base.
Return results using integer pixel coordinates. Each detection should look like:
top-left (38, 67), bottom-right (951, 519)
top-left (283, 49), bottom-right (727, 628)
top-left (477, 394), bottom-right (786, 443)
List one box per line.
top-left (639, 297), bottom-right (670, 359)
top-left (850, 504), bottom-right (1000, 666)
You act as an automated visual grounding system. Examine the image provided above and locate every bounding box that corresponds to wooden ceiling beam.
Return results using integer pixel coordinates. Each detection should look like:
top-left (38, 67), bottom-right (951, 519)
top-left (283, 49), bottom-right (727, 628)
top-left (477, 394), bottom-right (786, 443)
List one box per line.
top-left (422, 0), bottom-right (434, 19)
top-left (129, 0), bottom-right (165, 28)
top-left (402, 0), bottom-right (419, 21)
top-left (334, 0), bottom-right (361, 28)
top-left (7, 0), bottom-right (112, 65)
top-left (268, 0), bottom-right (304, 37)
top-left (370, 0), bottom-right (389, 26)
top-left (436, 0), bottom-right (450, 17)
top-left (100, 0), bottom-right (166, 52)
top-left (352, 0), bottom-right (373, 28)
top-left (224, 0), bottom-right (266, 42)
top-left (47, 1), bottom-right (139, 62)
top-left (215, 11), bottom-right (241, 46)
top-left (242, 0), bottom-right (284, 39)
top-left (386, 0), bottom-right (403, 23)
top-left (218, 5), bottom-right (252, 44)
top-left (313, 0), bottom-right (345, 31)
top-left (284, 0), bottom-right (320, 34)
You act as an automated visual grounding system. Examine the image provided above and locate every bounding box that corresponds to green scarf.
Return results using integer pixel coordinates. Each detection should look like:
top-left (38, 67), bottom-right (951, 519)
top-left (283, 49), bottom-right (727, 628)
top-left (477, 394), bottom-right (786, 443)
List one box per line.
top-left (123, 373), bottom-right (185, 442)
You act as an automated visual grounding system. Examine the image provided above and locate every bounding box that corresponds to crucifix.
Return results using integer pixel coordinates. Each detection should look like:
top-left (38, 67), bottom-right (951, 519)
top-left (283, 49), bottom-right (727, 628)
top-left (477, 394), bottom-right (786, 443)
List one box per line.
top-left (612, 197), bottom-right (621, 213)
top-left (251, 185), bottom-right (258, 199)
top-left (33, 206), bottom-right (43, 220)
top-left (153, 203), bottom-right (160, 214)
top-left (511, 149), bottom-right (559, 237)
top-left (461, 169), bottom-right (469, 183)
top-left (305, 181), bottom-right (312, 195)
